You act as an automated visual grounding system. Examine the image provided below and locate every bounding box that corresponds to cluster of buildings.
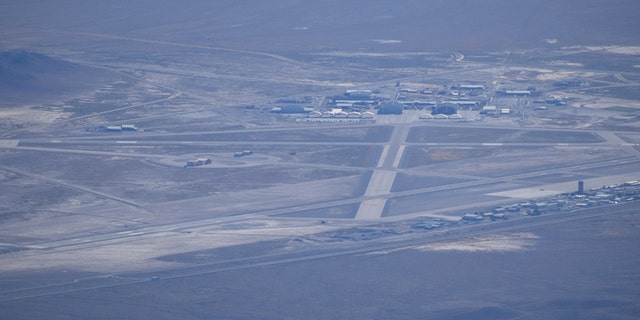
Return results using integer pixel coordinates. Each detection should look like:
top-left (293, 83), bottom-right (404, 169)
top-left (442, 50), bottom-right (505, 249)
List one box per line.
top-left (105, 124), bottom-right (138, 132)
top-left (466, 180), bottom-right (640, 222)
top-left (185, 158), bottom-right (211, 167)
top-left (413, 180), bottom-right (640, 230)
top-left (234, 150), bottom-right (253, 157)
top-left (387, 83), bottom-right (488, 116)
top-left (333, 90), bottom-right (378, 109)
top-left (183, 150), bottom-right (257, 167)
top-left (267, 80), bottom-right (562, 121)
top-left (479, 105), bottom-right (511, 116)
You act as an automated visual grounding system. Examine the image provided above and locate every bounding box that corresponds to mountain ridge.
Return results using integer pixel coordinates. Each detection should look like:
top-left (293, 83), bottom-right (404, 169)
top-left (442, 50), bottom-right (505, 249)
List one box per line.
top-left (0, 49), bottom-right (117, 107)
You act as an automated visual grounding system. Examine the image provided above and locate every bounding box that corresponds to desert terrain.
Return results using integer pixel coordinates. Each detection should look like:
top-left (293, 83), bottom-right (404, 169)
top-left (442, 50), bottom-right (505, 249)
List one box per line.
top-left (1, 1), bottom-right (640, 319)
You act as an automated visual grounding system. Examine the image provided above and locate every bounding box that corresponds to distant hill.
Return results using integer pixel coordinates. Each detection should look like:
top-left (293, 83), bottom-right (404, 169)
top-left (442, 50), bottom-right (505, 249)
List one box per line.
top-left (0, 50), bottom-right (116, 107)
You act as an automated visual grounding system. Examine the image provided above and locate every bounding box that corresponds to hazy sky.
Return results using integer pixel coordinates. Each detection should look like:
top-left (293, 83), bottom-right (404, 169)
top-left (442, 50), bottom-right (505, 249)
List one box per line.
top-left (1, 0), bottom-right (639, 51)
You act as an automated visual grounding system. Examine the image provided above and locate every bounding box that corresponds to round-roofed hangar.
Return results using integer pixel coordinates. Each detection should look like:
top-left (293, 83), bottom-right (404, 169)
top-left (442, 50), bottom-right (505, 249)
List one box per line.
top-left (432, 102), bottom-right (458, 115)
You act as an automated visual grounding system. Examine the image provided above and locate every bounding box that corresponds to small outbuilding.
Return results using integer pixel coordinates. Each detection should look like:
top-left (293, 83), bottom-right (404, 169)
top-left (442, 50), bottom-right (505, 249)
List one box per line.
top-left (270, 106), bottom-right (314, 114)
top-left (186, 158), bottom-right (212, 167)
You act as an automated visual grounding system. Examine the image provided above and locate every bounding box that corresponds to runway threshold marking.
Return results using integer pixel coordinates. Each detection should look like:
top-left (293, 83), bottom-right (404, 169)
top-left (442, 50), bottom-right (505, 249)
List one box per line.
top-left (392, 145), bottom-right (405, 169)
top-left (377, 145), bottom-right (390, 168)
top-left (356, 125), bottom-right (408, 220)
top-left (355, 198), bottom-right (388, 220)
